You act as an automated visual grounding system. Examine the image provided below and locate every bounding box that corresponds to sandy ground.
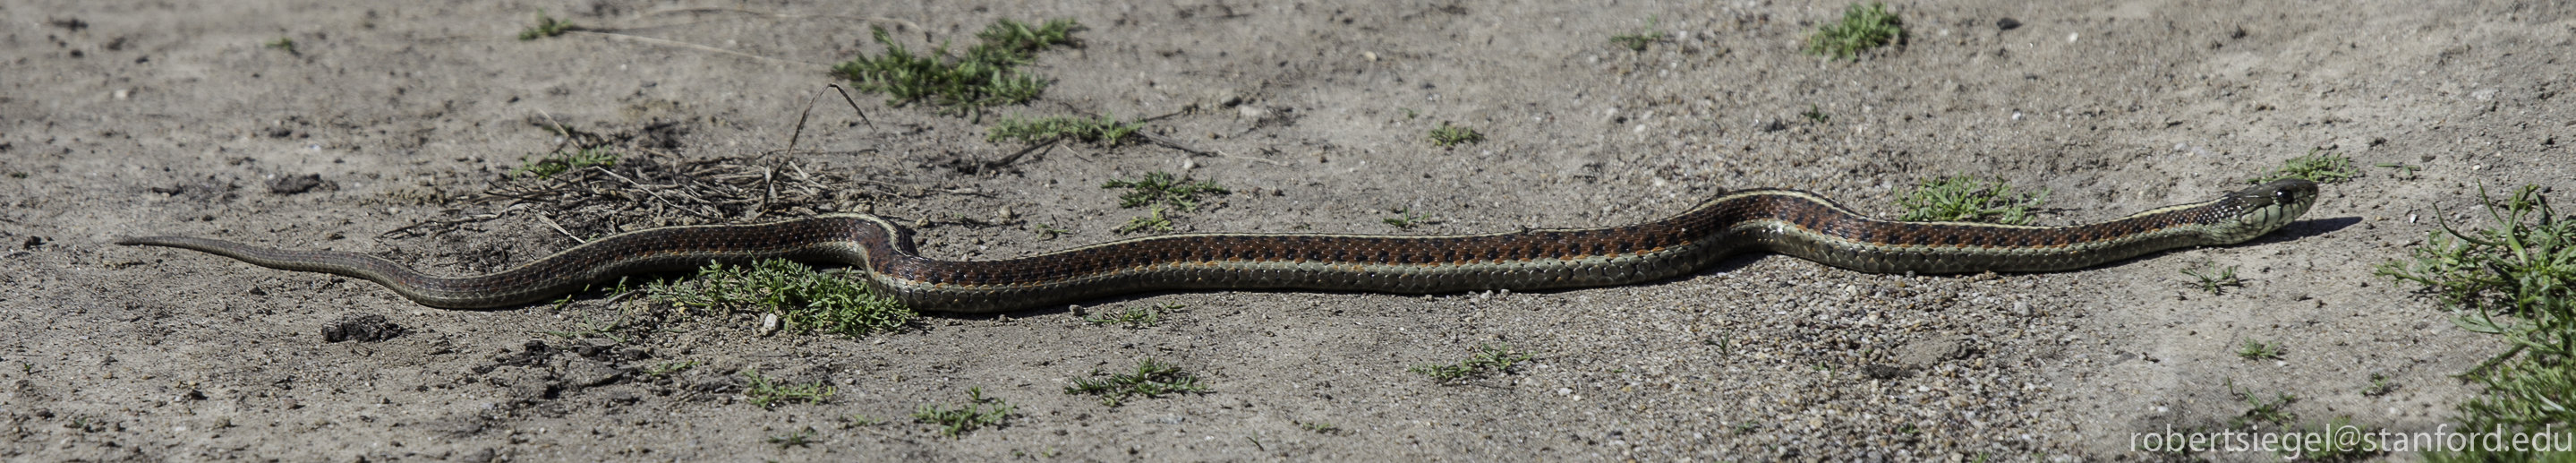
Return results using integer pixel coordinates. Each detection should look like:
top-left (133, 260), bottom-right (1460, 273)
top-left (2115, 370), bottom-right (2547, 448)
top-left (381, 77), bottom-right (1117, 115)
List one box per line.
top-left (5, 0), bottom-right (2572, 460)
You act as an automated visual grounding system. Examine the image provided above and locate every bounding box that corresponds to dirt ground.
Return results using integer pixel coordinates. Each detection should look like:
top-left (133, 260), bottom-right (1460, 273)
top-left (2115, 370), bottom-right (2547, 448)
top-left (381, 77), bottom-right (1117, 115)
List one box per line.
top-left (5, 0), bottom-right (2572, 460)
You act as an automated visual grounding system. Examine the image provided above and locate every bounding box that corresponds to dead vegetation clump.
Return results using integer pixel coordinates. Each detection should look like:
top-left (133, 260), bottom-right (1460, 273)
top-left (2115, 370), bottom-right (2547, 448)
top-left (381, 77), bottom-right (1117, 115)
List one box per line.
top-left (380, 120), bottom-right (934, 241)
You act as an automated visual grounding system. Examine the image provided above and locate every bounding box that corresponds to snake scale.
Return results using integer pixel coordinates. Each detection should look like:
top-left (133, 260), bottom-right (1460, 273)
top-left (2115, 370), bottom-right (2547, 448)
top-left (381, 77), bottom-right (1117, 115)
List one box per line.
top-left (118, 179), bottom-right (2317, 313)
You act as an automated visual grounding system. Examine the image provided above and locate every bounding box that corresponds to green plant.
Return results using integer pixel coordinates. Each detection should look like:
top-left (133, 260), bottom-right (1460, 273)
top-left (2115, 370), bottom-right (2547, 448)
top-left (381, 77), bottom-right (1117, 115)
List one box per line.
top-left (1115, 206), bottom-right (1174, 235)
top-left (1083, 304), bottom-right (1175, 328)
top-left (2362, 373), bottom-right (2398, 397)
top-left (1800, 105), bottom-right (1830, 124)
top-left (2248, 148), bottom-right (2360, 184)
top-left (1408, 344), bottom-right (1534, 383)
top-left (645, 360), bottom-right (701, 378)
top-left (1733, 420), bottom-right (1760, 435)
top-left (1384, 208), bottom-right (1428, 229)
top-left (1804, 2), bottom-right (1905, 60)
top-left (742, 369), bottom-right (836, 409)
top-left (542, 307), bottom-right (638, 344)
top-left (2225, 382), bottom-right (2298, 430)
top-left (1705, 335), bottom-right (1734, 356)
top-left (517, 9), bottom-right (575, 41)
top-left (1064, 358), bottom-right (1209, 406)
top-left (2377, 184), bottom-right (2576, 460)
top-left (987, 114), bottom-right (1143, 145)
top-left (1428, 122), bottom-right (1484, 147)
top-left (2183, 263), bottom-right (2243, 295)
top-left (263, 37), bottom-right (297, 55)
top-left (1105, 171), bottom-right (1230, 211)
top-left (1608, 15), bottom-right (1668, 51)
top-left (832, 19), bottom-right (1082, 117)
top-left (1297, 420), bottom-right (1343, 434)
top-left (508, 148), bottom-right (618, 179)
top-left (767, 426), bottom-right (818, 449)
top-left (972, 19), bottom-right (1084, 63)
top-left (844, 414), bottom-right (883, 426)
top-left (1033, 224), bottom-right (1070, 240)
top-left (915, 387), bottom-right (1015, 437)
top-left (2235, 339), bottom-right (2282, 360)
top-left (1896, 175), bottom-right (2051, 225)
top-left (644, 259), bottom-right (916, 338)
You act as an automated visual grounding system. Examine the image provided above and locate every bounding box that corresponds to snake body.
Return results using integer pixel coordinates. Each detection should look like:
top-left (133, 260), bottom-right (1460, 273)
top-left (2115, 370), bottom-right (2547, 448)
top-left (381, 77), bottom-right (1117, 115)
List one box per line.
top-left (119, 179), bottom-right (2317, 313)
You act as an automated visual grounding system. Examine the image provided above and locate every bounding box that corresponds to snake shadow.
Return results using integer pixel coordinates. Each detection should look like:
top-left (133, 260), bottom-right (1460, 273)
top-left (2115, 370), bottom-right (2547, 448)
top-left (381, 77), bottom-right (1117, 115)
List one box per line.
top-left (949, 217), bottom-right (2364, 318)
top-left (2265, 216), bottom-right (2361, 243)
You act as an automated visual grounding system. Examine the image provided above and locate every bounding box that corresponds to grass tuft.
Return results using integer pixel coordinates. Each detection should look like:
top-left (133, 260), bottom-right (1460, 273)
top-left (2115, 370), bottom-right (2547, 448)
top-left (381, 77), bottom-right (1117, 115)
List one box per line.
top-left (2362, 373), bottom-right (2400, 397)
top-left (1064, 358), bottom-right (1210, 406)
top-left (842, 414), bottom-right (883, 426)
top-left (2248, 148), bottom-right (2360, 184)
top-left (1105, 171), bottom-right (1230, 211)
top-left (2378, 184), bottom-right (2576, 460)
top-left (766, 427), bottom-right (818, 449)
top-left (914, 387), bottom-right (1014, 437)
top-left (973, 19), bottom-right (1084, 63)
top-left (517, 9), bottom-right (576, 41)
top-left (2234, 339), bottom-right (2282, 360)
top-left (263, 37), bottom-right (297, 55)
top-left (987, 114), bottom-right (1142, 145)
top-left (644, 259), bottom-right (916, 338)
top-left (1115, 206), bottom-right (1174, 235)
top-left (1800, 105), bottom-right (1830, 124)
top-left (1608, 15), bottom-right (1668, 51)
top-left (1409, 344), bottom-right (1534, 383)
top-left (1804, 2), bottom-right (1905, 60)
top-left (1896, 175), bottom-right (2051, 225)
top-left (1428, 122), bottom-right (1484, 147)
top-left (542, 307), bottom-right (639, 344)
top-left (742, 369), bottom-right (836, 409)
top-left (1032, 224), bottom-right (1070, 240)
top-left (644, 360), bottom-right (700, 378)
top-left (2225, 381), bottom-right (2299, 431)
top-left (1384, 208), bottom-right (1429, 229)
top-left (832, 19), bottom-right (1082, 117)
top-left (2182, 262), bottom-right (2244, 295)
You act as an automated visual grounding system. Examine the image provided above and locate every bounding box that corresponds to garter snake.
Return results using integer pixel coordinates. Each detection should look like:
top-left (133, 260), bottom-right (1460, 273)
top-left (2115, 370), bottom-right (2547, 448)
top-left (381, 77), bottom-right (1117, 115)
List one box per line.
top-left (119, 179), bottom-right (2317, 313)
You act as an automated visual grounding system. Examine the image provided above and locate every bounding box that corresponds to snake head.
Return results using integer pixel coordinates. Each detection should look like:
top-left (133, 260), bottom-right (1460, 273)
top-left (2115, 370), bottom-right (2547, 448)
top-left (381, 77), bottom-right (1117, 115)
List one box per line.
top-left (2243, 178), bottom-right (2320, 214)
top-left (2208, 178), bottom-right (2320, 244)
